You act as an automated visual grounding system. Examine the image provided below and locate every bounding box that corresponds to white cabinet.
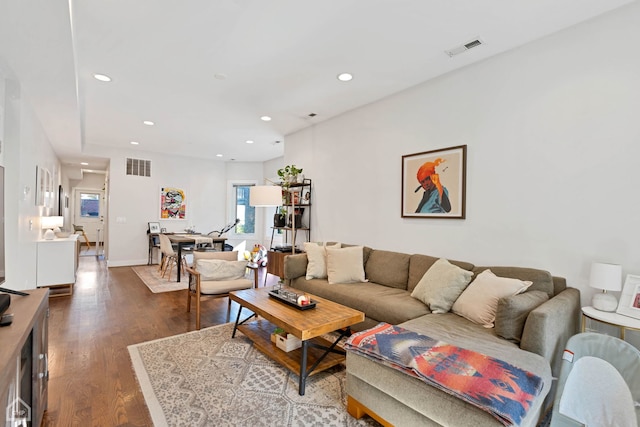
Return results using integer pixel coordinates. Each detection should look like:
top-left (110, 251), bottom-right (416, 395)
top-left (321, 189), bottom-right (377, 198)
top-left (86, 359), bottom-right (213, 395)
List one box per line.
top-left (36, 235), bottom-right (79, 296)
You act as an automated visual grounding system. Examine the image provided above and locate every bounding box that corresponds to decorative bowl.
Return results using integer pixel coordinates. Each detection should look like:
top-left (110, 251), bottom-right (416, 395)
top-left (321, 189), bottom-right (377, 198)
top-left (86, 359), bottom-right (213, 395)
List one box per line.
top-left (55, 231), bottom-right (72, 238)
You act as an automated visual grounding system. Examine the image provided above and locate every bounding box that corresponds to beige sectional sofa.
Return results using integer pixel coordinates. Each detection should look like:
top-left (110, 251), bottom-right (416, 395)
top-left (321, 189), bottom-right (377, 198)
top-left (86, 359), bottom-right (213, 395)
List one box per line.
top-left (284, 245), bottom-right (581, 427)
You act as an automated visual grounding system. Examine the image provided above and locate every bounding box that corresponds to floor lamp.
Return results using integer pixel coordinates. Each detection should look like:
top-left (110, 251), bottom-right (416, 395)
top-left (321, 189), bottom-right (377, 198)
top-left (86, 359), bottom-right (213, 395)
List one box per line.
top-left (249, 184), bottom-right (283, 248)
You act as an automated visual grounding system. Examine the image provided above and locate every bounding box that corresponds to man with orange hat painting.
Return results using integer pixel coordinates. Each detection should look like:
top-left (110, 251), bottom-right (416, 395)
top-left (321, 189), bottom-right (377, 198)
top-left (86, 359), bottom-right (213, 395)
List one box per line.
top-left (415, 158), bottom-right (451, 214)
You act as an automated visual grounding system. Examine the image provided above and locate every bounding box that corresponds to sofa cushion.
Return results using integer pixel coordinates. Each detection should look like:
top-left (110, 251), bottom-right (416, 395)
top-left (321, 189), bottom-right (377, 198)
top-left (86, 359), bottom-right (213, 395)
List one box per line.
top-left (195, 259), bottom-right (247, 281)
top-left (326, 246), bottom-right (367, 284)
top-left (290, 278), bottom-right (430, 324)
top-left (473, 266), bottom-right (554, 298)
top-left (304, 242), bottom-right (341, 280)
top-left (452, 269), bottom-right (532, 328)
top-left (495, 291), bottom-right (549, 343)
top-left (410, 258), bottom-right (474, 313)
top-left (199, 278), bottom-right (253, 294)
top-left (365, 250), bottom-right (411, 289)
top-left (408, 254), bottom-right (474, 293)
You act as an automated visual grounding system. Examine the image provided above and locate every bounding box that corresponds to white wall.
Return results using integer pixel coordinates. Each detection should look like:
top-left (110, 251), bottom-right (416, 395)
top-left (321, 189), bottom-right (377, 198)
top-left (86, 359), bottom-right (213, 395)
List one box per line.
top-left (285, 3), bottom-right (640, 306)
top-left (83, 144), bottom-right (233, 266)
top-left (1, 60), bottom-right (63, 290)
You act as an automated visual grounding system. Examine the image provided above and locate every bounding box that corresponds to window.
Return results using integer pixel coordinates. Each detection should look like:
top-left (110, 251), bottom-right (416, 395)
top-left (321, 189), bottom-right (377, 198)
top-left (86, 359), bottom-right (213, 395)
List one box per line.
top-left (234, 184), bottom-right (255, 234)
top-left (80, 192), bottom-right (101, 217)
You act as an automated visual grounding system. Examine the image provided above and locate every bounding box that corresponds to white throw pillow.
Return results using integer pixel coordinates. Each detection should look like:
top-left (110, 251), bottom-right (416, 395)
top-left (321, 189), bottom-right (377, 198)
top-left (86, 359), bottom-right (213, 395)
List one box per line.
top-left (411, 258), bottom-right (474, 313)
top-left (304, 242), bottom-right (341, 280)
top-left (196, 259), bottom-right (247, 281)
top-left (326, 246), bottom-right (366, 284)
top-left (451, 269), bottom-right (532, 328)
top-left (559, 356), bottom-right (636, 427)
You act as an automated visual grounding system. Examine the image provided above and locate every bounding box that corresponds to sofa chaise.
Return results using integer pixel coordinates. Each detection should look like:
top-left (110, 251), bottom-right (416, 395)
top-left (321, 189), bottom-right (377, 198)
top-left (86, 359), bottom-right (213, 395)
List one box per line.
top-left (284, 244), bottom-right (581, 427)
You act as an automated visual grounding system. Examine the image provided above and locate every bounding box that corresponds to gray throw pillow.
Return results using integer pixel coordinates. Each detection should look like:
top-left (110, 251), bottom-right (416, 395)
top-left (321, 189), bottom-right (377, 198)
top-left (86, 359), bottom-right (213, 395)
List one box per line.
top-left (494, 290), bottom-right (549, 343)
top-left (410, 258), bottom-right (474, 313)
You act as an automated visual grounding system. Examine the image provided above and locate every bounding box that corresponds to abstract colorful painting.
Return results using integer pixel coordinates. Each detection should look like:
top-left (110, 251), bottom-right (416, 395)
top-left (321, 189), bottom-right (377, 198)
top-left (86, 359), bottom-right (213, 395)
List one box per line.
top-left (160, 187), bottom-right (186, 220)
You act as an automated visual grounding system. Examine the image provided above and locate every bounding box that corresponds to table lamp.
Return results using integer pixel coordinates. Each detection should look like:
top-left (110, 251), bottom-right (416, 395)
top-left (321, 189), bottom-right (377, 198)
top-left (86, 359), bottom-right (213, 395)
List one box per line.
top-left (589, 262), bottom-right (622, 312)
top-left (42, 216), bottom-right (64, 240)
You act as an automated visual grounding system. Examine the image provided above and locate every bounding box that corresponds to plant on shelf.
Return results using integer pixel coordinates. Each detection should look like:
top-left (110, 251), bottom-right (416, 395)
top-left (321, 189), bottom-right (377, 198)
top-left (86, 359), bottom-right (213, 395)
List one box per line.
top-left (277, 164), bottom-right (303, 185)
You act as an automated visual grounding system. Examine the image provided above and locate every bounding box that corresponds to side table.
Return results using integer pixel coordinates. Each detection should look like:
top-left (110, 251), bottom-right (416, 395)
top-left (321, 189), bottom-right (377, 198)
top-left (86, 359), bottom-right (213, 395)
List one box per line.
top-left (581, 306), bottom-right (640, 340)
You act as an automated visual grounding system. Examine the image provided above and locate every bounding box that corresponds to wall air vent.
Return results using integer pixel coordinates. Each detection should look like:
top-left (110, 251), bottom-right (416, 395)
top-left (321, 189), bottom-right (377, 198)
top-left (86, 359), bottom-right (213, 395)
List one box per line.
top-left (126, 158), bottom-right (151, 177)
top-left (445, 38), bottom-right (484, 57)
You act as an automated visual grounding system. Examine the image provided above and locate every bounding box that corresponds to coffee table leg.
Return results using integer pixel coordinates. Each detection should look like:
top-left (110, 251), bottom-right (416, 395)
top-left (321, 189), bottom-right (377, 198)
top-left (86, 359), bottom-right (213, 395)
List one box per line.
top-left (232, 306), bottom-right (242, 338)
top-left (299, 340), bottom-right (308, 396)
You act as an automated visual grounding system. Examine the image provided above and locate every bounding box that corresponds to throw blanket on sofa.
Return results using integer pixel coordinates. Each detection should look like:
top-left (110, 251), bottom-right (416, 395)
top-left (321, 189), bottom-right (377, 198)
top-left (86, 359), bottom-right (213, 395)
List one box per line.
top-left (345, 323), bottom-right (544, 426)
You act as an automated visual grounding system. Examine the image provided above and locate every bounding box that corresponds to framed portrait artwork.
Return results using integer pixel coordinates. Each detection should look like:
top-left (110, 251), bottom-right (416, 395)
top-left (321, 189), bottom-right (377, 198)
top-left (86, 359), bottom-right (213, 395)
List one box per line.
top-left (616, 274), bottom-right (640, 320)
top-left (401, 145), bottom-right (467, 218)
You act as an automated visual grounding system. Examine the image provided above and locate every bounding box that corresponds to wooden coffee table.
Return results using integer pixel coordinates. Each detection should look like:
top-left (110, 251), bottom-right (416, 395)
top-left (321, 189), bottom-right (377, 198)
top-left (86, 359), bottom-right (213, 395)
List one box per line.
top-left (229, 287), bottom-right (364, 395)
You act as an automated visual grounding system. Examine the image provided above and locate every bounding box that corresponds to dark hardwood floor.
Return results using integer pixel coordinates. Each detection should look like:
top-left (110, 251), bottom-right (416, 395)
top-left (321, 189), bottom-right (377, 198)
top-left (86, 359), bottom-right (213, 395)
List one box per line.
top-left (43, 256), bottom-right (277, 427)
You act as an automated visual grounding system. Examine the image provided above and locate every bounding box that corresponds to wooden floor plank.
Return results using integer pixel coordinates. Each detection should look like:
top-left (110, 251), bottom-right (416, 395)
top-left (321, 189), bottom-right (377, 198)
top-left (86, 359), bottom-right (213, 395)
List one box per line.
top-left (42, 256), bottom-right (278, 427)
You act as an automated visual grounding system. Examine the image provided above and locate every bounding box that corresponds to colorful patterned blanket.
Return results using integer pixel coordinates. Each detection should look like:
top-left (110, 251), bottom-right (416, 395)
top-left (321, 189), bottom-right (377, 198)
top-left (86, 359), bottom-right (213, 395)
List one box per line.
top-left (344, 323), bottom-right (544, 426)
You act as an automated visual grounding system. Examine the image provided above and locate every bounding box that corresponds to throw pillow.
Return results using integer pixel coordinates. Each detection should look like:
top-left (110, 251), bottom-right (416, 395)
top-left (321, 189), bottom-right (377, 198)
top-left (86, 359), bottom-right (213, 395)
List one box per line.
top-left (326, 246), bottom-right (366, 284)
top-left (494, 291), bottom-right (549, 343)
top-left (304, 242), bottom-right (341, 280)
top-left (451, 269), bottom-right (532, 328)
top-left (410, 258), bottom-right (474, 313)
top-left (196, 259), bottom-right (247, 281)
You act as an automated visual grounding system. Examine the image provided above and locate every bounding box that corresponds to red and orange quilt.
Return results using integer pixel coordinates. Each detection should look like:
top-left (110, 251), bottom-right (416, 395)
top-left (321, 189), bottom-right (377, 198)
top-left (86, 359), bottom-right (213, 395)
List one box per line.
top-left (345, 323), bottom-right (544, 426)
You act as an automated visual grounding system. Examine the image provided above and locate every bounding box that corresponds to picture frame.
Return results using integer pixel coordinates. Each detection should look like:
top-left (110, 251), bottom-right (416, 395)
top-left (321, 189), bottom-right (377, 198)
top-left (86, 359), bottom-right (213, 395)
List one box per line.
top-left (160, 187), bottom-right (187, 220)
top-left (401, 145), bottom-right (467, 218)
top-left (616, 274), bottom-right (640, 320)
top-left (148, 222), bottom-right (161, 234)
top-left (35, 166), bottom-right (45, 206)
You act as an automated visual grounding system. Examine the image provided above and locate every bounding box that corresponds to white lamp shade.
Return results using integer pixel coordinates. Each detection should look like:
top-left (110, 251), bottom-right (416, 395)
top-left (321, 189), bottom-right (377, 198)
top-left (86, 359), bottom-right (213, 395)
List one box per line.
top-left (250, 186), bottom-right (282, 207)
top-left (589, 262), bottom-right (622, 292)
top-left (41, 216), bottom-right (64, 230)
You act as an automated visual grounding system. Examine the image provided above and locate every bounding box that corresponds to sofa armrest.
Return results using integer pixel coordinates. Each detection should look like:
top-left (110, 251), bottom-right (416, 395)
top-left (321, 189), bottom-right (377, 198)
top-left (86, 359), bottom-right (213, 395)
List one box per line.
top-left (284, 253), bottom-right (308, 280)
top-left (520, 287), bottom-right (581, 379)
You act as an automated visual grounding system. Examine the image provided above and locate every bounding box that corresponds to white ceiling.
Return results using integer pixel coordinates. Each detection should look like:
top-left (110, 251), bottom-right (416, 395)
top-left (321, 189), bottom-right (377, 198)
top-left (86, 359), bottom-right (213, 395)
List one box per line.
top-left (0, 0), bottom-right (635, 171)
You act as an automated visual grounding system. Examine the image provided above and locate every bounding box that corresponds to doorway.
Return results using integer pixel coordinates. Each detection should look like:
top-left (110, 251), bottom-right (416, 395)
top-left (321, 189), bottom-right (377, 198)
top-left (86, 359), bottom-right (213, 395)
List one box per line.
top-left (73, 188), bottom-right (105, 251)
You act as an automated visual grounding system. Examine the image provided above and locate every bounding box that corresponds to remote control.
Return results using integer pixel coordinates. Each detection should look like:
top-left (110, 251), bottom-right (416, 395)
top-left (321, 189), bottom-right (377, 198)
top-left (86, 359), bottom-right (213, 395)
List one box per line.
top-left (0, 313), bottom-right (14, 327)
top-left (0, 287), bottom-right (29, 296)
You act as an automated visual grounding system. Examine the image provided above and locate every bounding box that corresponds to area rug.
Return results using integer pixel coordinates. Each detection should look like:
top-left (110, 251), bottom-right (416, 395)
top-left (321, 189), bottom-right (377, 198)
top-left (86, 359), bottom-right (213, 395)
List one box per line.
top-left (131, 265), bottom-right (188, 293)
top-left (128, 322), bottom-right (378, 427)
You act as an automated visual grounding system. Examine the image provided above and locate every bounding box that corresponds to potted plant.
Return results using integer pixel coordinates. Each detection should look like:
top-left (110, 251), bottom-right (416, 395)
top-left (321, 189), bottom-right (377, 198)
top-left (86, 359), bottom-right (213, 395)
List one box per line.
top-left (274, 207), bottom-right (287, 227)
top-left (277, 165), bottom-right (303, 185)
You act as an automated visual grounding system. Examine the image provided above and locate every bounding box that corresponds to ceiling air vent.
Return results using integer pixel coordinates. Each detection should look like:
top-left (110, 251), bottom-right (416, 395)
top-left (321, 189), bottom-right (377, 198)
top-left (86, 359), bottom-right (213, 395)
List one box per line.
top-left (126, 158), bottom-right (151, 177)
top-left (445, 38), bottom-right (484, 57)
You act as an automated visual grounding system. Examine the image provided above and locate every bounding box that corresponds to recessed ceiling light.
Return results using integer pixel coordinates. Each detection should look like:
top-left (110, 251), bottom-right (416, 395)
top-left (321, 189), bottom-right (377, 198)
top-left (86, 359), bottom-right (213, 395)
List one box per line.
top-left (80, 162), bottom-right (89, 166)
top-left (94, 73), bottom-right (112, 82)
top-left (130, 141), bottom-right (139, 145)
top-left (216, 154), bottom-right (223, 157)
top-left (246, 140), bottom-right (254, 144)
top-left (261, 116), bottom-right (272, 122)
top-left (337, 73), bottom-right (353, 82)
top-left (143, 120), bottom-right (155, 126)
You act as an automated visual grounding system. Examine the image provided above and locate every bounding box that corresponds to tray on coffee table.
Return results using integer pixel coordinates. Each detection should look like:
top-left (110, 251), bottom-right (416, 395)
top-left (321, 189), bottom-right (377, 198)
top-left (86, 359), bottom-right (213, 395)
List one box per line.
top-left (268, 289), bottom-right (316, 310)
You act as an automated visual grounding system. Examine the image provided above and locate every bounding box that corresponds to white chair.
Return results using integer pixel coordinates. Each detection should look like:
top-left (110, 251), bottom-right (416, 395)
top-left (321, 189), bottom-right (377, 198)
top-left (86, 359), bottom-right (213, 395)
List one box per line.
top-left (550, 332), bottom-right (640, 427)
top-left (158, 234), bottom-right (188, 280)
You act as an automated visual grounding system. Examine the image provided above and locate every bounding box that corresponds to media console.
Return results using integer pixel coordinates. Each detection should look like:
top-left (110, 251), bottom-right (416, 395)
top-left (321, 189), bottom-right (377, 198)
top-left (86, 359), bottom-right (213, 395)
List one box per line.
top-left (0, 288), bottom-right (48, 427)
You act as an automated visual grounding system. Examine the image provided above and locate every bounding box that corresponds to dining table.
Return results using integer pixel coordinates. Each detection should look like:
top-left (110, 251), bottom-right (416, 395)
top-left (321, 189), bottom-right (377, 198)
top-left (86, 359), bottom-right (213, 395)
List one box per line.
top-left (167, 234), bottom-right (227, 281)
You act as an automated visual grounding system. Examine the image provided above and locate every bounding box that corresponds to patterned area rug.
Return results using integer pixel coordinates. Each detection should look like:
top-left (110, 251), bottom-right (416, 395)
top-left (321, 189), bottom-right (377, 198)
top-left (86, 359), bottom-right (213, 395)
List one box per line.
top-left (132, 264), bottom-right (188, 293)
top-left (128, 322), bottom-right (378, 427)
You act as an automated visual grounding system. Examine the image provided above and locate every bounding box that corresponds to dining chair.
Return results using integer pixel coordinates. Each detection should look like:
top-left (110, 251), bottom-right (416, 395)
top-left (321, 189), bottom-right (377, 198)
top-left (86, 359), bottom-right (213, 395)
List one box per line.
top-left (185, 250), bottom-right (253, 329)
top-left (73, 224), bottom-right (91, 249)
top-left (158, 234), bottom-right (188, 280)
